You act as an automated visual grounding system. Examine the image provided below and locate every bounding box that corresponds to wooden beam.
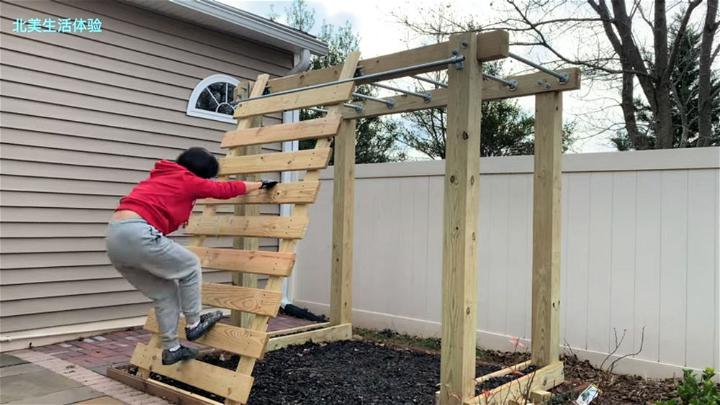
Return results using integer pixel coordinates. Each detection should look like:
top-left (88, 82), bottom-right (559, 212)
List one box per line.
top-left (186, 215), bottom-right (308, 239)
top-left (201, 283), bottom-right (282, 316)
top-left (218, 148), bottom-right (332, 176)
top-left (198, 181), bottom-right (320, 205)
top-left (106, 366), bottom-right (219, 405)
top-left (476, 31), bottom-right (509, 62)
top-left (265, 323), bottom-right (353, 352)
top-left (439, 32), bottom-right (483, 405)
top-left (231, 143), bottom-right (261, 328)
top-left (143, 310), bottom-right (268, 358)
top-left (267, 322), bottom-right (331, 337)
top-left (188, 247), bottom-right (296, 276)
top-left (531, 91), bottom-right (563, 367)
top-left (329, 118), bottom-right (356, 325)
top-left (221, 117), bottom-right (342, 148)
top-left (241, 31), bottom-right (510, 95)
top-left (233, 82), bottom-right (354, 118)
top-left (341, 68), bottom-right (581, 119)
top-left (529, 390), bottom-right (553, 404)
top-left (474, 360), bottom-right (533, 384)
top-left (130, 343), bottom-right (254, 404)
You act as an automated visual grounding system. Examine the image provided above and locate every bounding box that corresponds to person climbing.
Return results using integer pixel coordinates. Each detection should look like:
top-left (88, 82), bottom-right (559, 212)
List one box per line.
top-left (105, 147), bottom-right (277, 365)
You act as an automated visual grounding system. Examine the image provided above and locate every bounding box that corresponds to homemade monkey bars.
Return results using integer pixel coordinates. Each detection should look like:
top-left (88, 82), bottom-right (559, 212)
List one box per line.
top-left (112, 29), bottom-right (580, 405)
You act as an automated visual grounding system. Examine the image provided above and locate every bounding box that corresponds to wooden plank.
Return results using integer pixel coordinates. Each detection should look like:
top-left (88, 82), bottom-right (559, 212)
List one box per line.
top-left (233, 82), bottom-right (354, 118)
top-left (265, 323), bottom-right (353, 352)
top-left (329, 118), bottom-right (357, 325)
top-left (254, 32), bottom-right (510, 94)
top-left (474, 360), bottom-right (533, 384)
top-left (186, 215), bottom-right (309, 239)
top-left (440, 32), bottom-right (483, 405)
top-left (106, 366), bottom-right (218, 405)
top-left (199, 181), bottom-right (320, 205)
top-left (218, 148), bottom-right (332, 176)
top-left (531, 92), bottom-right (563, 367)
top-left (465, 362), bottom-right (564, 405)
top-left (143, 310), bottom-right (268, 358)
top-left (267, 322), bottom-right (331, 337)
top-left (187, 246), bottom-right (295, 276)
top-left (201, 283), bottom-right (281, 316)
top-left (342, 69), bottom-right (581, 119)
top-left (130, 343), bottom-right (253, 404)
top-left (476, 31), bottom-right (509, 62)
top-left (221, 117), bottom-right (342, 148)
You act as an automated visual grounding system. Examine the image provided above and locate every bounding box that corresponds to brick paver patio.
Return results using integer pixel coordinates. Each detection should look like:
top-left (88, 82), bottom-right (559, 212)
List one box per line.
top-left (4, 314), bottom-right (317, 404)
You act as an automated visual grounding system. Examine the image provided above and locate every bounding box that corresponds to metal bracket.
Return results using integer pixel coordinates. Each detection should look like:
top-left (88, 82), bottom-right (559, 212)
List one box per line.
top-left (451, 50), bottom-right (464, 70)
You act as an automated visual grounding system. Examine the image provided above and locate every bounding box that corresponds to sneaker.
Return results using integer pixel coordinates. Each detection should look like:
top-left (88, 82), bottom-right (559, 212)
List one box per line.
top-left (161, 345), bottom-right (198, 365)
top-left (185, 311), bottom-right (224, 341)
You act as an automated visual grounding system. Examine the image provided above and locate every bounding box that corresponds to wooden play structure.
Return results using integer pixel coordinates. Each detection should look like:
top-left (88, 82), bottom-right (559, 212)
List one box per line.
top-left (109, 30), bottom-right (580, 405)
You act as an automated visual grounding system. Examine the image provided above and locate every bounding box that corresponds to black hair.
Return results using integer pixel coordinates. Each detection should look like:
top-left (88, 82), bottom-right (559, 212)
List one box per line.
top-left (176, 147), bottom-right (219, 179)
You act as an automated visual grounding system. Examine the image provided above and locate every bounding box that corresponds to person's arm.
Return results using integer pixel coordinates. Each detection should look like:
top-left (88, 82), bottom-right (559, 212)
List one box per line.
top-left (188, 176), bottom-right (262, 199)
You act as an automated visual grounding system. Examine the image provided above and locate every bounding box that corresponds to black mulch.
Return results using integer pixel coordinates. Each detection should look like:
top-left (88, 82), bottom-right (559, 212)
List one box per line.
top-left (145, 340), bottom-right (502, 404)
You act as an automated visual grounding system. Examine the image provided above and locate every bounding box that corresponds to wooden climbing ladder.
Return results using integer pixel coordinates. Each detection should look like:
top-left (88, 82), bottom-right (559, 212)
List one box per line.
top-left (126, 53), bottom-right (362, 405)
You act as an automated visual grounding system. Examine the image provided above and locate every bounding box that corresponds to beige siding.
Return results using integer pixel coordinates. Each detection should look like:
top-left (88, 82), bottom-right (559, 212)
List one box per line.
top-left (0, 0), bottom-right (293, 333)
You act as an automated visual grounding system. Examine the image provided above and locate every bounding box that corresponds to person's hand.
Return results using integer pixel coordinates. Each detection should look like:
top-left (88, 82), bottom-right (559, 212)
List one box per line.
top-left (260, 180), bottom-right (278, 189)
top-left (245, 181), bottom-right (263, 192)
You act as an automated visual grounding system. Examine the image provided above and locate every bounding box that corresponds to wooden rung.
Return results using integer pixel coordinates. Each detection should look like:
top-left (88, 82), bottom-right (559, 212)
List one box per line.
top-left (199, 181), bottom-right (320, 205)
top-left (188, 246), bottom-right (295, 276)
top-left (233, 83), bottom-right (354, 118)
top-left (130, 343), bottom-right (253, 404)
top-left (218, 148), bottom-right (332, 176)
top-left (202, 282), bottom-right (281, 316)
top-left (144, 310), bottom-right (268, 358)
top-left (221, 117), bottom-right (342, 148)
top-left (186, 215), bottom-right (309, 239)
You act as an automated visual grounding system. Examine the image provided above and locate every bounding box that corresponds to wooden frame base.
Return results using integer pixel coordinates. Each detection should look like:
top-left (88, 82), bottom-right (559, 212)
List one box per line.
top-left (266, 323), bottom-right (352, 352)
top-left (435, 362), bottom-right (564, 405)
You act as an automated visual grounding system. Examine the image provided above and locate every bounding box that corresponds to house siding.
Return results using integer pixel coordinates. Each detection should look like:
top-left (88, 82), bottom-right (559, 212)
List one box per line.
top-left (0, 0), bottom-right (294, 333)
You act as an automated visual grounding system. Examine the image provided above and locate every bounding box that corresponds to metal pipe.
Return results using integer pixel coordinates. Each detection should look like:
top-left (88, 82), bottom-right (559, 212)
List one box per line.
top-left (235, 54), bottom-right (465, 106)
top-left (412, 75), bottom-right (448, 88)
top-left (508, 52), bottom-right (568, 83)
top-left (372, 83), bottom-right (432, 102)
top-left (308, 107), bottom-right (328, 114)
top-left (343, 103), bottom-right (364, 112)
top-left (483, 74), bottom-right (518, 90)
top-left (352, 92), bottom-right (395, 108)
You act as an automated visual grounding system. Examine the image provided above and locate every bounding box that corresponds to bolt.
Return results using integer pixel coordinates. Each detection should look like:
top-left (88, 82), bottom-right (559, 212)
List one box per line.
top-left (450, 175), bottom-right (456, 183)
top-left (461, 41), bottom-right (468, 48)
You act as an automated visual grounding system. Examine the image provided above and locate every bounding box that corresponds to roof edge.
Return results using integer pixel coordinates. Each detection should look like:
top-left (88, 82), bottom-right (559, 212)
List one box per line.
top-left (168, 0), bottom-right (328, 55)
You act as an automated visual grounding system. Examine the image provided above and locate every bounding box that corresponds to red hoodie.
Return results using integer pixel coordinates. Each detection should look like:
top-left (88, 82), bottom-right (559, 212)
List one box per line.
top-left (116, 160), bottom-right (247, 234)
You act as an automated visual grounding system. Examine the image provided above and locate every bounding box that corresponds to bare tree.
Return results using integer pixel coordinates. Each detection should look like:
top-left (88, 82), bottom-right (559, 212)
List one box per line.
top-left (396, 0), bottom-right (719, 150)
top-left (698, 0), bottom-right (720, 146)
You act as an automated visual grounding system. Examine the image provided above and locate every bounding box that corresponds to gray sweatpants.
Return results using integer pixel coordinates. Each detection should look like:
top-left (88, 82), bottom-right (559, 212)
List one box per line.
top-left (106, 219), bottom-right (201, 349)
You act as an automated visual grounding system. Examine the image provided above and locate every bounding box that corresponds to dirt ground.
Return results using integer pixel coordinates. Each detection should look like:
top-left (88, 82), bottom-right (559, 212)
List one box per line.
top-left (140, 329), bottom-right (682, 404)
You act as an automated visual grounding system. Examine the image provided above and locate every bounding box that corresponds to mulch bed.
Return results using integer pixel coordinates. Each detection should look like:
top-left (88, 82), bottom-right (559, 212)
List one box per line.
top-left (124, 335), bottom-right (684, 404)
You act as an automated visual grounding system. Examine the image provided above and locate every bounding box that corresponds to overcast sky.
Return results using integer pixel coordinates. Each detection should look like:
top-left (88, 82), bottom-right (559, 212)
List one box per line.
top-left (221, 0), bottom-right (620, 153)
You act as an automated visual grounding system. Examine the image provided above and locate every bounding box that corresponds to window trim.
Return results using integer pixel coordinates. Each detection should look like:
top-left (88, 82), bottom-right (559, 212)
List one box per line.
top-left (186, 74), bottom-right (239, 124)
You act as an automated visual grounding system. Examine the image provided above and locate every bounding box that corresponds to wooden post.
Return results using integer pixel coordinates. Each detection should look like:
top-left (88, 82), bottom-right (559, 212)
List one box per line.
top-left (330, 118), bottom-right (356, 325)
top-left (531, 91), bottom-right (563, 366)
top-left (439, 32), bottom-right (483, 405)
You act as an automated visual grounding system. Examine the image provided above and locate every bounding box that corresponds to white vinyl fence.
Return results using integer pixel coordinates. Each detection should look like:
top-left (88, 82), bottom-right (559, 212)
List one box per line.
top-left (292, 147), bottom-right (720, 378)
